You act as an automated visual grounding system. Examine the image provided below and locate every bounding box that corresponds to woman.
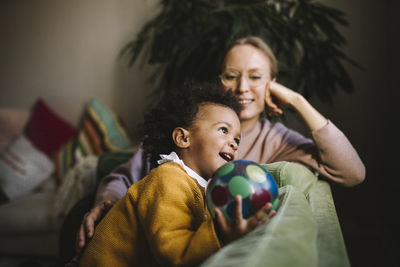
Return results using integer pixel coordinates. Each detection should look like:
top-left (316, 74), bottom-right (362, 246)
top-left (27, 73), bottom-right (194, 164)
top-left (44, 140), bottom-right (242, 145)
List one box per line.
top-left (75, 36), bottom-right (365, 253)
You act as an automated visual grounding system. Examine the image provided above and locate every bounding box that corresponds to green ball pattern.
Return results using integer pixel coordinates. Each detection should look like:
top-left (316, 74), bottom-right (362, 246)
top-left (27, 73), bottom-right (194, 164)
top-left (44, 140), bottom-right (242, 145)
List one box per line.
top-left (228, 176), bottom-right (251, 198)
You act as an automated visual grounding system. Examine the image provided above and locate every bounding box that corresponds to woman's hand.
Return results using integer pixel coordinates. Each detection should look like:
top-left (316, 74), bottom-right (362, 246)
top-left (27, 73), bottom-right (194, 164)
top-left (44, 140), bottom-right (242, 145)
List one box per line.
top-left (214, 195), bottom-right (276, 245)
top-left (265, 80), bottom-right (328, 131)
top-left (264, 80), bottom-right (300, 117)
top-left (75, 200), bottom-right (114, 253)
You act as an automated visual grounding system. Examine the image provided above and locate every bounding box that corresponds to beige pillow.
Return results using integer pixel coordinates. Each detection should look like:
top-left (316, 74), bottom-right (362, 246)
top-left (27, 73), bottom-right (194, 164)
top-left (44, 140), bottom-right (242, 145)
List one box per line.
top-left (0, 108), bottom-right (30, 152)
top-left (0, 134), bottom-right (54, 200)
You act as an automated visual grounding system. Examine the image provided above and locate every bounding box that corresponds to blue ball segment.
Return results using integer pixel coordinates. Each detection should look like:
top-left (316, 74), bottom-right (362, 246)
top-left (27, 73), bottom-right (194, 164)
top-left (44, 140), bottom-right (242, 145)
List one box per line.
top-left (206, 160), bottom-right (279, 223)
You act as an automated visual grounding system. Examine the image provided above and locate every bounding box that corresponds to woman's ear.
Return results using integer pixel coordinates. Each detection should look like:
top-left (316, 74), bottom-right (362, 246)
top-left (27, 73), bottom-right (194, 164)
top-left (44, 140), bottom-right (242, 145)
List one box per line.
top-left (172, 127), bottom-right (191, 148)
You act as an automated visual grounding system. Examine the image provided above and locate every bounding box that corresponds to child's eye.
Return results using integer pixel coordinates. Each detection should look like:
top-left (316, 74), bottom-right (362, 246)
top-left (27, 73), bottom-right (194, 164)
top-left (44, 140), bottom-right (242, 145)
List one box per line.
top-left (234, 137), bottom-right (240, 145)
top-left (219, 127), bottom-right (228, 134)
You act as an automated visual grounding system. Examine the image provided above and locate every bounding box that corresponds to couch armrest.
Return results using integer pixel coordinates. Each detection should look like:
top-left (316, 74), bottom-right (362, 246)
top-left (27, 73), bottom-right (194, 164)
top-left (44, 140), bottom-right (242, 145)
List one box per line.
top-left (265, 162), bottom-right (350, 267)
top-left (308, 180), bottom-right (350, 267)
top-left (263, 161), bottom-right (317, 196)
top-left (201, 184), bottom-right (318, 267)
top-left (201, 161), bottom-right (350, 267)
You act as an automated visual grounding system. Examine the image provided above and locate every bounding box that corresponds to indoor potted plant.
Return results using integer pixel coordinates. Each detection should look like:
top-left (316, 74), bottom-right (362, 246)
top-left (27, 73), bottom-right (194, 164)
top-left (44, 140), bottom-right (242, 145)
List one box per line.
top-left (122, 0), bottom-right (359, 105)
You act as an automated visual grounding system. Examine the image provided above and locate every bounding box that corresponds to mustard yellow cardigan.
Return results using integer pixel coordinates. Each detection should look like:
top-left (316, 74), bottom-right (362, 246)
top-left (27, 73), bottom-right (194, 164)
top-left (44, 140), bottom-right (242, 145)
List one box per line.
top-left (79, 162), bottom-right (221, 267)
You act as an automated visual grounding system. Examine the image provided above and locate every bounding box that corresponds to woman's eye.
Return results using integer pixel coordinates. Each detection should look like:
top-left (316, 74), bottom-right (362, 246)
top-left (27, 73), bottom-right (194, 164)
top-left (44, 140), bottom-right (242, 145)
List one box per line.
top-left (250, 75), bottom-right (261, 80)
top-left (219, 127), bottom-right (228, 134)
top-left (224, 75), bottom-right (237, 81)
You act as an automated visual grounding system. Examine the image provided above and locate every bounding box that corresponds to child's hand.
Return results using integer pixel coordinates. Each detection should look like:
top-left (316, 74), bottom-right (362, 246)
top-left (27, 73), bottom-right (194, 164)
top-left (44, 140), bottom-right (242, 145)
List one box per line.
top-left (214, 195), bottom-right (276, 245)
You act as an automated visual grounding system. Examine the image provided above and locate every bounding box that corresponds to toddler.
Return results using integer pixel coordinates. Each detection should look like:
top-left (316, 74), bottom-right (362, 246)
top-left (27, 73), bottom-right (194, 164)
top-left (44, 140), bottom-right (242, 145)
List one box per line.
top-left (79, 82), bottom-right (275, 266)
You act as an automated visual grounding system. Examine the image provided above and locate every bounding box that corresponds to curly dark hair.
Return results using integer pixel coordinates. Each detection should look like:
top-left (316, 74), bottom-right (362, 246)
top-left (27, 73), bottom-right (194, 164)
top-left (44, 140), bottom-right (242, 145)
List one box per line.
top-left (141, 81), bottom-right (241, 168)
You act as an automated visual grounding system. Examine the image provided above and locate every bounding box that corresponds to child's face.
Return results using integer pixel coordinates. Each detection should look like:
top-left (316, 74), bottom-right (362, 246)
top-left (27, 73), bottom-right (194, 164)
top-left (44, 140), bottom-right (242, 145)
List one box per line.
top-left (183, 103), bottom-right (241, 179)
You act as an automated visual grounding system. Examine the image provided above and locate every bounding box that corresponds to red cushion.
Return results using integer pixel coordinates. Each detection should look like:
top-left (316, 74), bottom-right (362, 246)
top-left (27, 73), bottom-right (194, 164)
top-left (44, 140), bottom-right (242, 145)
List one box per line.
top-left (25, 99), bottom-right (76, 158)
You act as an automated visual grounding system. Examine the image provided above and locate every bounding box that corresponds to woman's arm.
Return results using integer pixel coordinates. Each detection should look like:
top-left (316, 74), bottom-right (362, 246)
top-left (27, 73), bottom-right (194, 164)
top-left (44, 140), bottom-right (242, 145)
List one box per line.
top-left (94, 147), bottom-right (149, 205)
top-left (265, 81), bottom-right (365, 187)
top-left (266, 81), bottom-right (327, 131)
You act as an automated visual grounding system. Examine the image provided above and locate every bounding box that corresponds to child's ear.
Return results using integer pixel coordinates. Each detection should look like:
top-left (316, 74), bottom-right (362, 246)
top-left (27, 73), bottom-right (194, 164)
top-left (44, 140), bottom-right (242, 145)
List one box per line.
top-left (172, 127), bottom-right (191, 148)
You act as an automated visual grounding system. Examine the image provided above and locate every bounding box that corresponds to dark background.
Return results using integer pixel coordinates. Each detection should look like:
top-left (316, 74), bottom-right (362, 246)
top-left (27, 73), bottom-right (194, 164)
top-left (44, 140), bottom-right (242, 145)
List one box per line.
top-left (312, 1), bottom-right (399, 266)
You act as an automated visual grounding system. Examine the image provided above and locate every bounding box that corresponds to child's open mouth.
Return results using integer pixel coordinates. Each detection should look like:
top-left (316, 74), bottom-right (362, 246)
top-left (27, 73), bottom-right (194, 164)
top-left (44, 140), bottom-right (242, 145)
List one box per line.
top-left (219, 152), bottom-right (233, 162)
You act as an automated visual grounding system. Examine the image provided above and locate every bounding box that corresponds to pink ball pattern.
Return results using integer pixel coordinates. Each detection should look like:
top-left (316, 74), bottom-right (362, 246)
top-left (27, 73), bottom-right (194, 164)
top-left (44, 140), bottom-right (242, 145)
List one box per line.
top-left (206, 160), bottom-right (279, 223)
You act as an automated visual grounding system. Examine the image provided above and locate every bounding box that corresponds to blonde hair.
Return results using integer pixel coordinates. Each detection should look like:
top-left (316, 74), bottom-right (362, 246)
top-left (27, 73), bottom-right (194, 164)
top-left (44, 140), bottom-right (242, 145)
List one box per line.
top-left (223, 36), bottom-right (278, 79)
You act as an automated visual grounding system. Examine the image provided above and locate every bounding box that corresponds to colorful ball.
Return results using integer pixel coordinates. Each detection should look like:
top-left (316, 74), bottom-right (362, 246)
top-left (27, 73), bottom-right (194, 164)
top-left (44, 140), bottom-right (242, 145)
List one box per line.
top-left (206, 160), bottom-right (279, 223)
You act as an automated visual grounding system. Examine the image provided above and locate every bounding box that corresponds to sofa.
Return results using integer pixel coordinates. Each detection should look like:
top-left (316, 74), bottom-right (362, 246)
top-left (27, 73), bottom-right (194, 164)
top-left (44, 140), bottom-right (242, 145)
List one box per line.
top-left (59, 151), bottom-right (350, 267)
top-left (0, 106), bottom-right (62, 265)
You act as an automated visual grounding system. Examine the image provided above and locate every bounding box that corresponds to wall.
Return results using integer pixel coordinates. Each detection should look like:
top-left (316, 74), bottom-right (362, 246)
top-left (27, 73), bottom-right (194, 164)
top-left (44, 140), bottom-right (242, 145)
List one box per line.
top-left (0, 0), bottom-right (159, 138)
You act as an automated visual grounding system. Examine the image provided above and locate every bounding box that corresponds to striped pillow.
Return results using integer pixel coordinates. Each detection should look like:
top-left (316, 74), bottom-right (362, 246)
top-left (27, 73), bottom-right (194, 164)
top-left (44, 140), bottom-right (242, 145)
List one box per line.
top-left (54, 98), bottom-right (133, 184)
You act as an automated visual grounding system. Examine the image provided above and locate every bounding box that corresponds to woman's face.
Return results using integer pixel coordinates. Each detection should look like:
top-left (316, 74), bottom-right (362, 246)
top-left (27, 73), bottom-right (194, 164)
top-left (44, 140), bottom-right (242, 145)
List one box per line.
top-left (222, 44), bottom-right (271, 126)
